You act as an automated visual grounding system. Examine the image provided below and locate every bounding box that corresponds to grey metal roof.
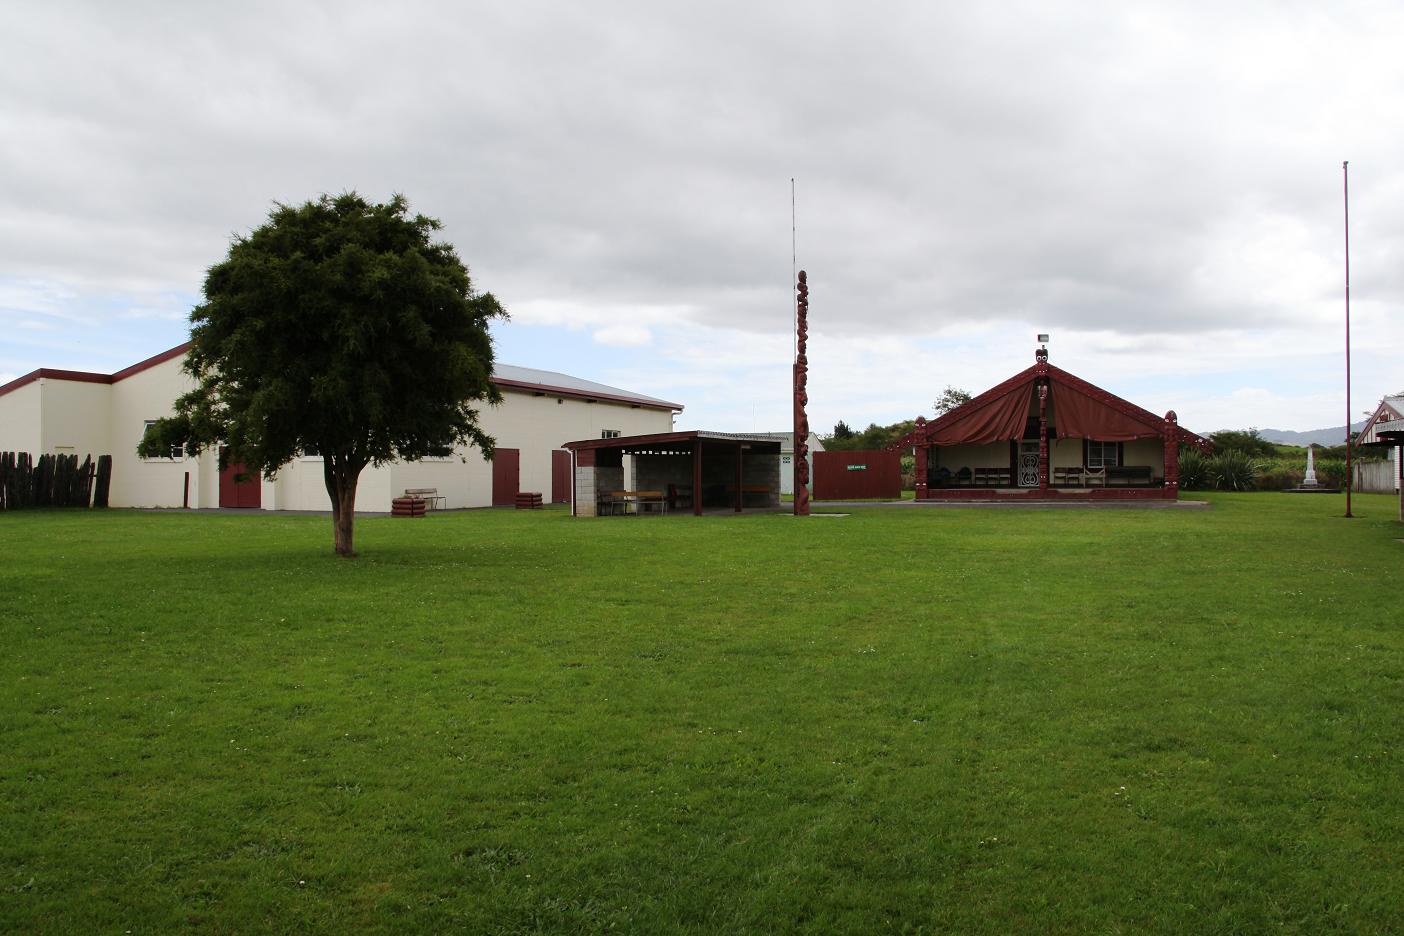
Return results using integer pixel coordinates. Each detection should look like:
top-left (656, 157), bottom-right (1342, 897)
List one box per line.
top-left (492, 363), bottom-right (682, 409)
top-left (733, 431), bottom-right (827, 451)
top-left (693, 431), bottom-right (791, 442)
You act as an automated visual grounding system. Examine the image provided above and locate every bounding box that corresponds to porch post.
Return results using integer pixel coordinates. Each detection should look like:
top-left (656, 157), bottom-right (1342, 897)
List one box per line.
top-left (693, 442), bottom-right (703, 516)
top-left (1164, 411), bottom-right (1180, 499)
top-left (1038, 382), bottom-right (1049, 493)
top-left (913, 416), bottom-right (928, 500)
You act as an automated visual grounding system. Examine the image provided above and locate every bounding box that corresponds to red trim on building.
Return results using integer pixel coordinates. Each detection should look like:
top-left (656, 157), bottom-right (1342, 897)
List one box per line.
top-left (1, 341), bottom-right (682, 419)
top-left (0, 342), bottom-right (194, 399)
top-left (918, 486), bottom-right (1179, 502)
top-left (0, 368), bottom-right (111, 397)
top-left (110, 342), bottom-right (193, 382)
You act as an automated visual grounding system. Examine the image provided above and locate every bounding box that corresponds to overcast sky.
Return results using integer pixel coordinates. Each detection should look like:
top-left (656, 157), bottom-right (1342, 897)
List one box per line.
top-left (3, 1), bottom-right (1401, 436)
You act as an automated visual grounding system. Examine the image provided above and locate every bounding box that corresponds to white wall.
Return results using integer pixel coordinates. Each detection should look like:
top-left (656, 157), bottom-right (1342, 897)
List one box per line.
top-left (0, 381), bottom-right (42, 453)
top-left (477, 389), bottom-right (672, 500)
top-left (205, 384), bottom-right (674, 511)
top-left (108, 357), bottom-right (202, 508)
top-left (8, 355), bottom-right (678, 512)
top-left (39, 380), bottom-right (112, 457)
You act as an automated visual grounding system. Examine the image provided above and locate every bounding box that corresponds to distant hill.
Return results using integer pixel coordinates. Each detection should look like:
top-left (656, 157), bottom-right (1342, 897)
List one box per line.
top-left (1248, 422), bottom-right (1368, 447)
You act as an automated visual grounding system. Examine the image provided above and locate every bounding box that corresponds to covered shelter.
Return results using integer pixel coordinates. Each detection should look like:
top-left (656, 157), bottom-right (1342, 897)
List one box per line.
top-left (562, 431), bottom-right (782, 516)
top-left (891, 347), bottom-right (1212, 501)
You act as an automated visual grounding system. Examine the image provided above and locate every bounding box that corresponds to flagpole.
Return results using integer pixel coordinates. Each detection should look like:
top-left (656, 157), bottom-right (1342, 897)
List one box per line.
top-left (1344, 161), bottom-right (1354, 518)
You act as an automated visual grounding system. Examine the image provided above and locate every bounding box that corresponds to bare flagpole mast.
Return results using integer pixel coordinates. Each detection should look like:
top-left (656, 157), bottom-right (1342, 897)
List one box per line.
top-left (1344, 160), bottom-right (1354, 518)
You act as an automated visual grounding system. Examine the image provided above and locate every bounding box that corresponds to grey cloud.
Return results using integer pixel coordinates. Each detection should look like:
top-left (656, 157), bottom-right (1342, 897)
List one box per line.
top-left (3, 0), bottom-right (1403, 362)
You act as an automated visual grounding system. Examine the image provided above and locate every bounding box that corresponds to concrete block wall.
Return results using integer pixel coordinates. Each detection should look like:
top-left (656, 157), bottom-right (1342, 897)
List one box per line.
top-left (575, 467), bottom-right (597, 517)
top-left (634, 454), bottom-right (692, 493)
top-left (744, 453), bottom-right (781, 506)
top-left (575, 465), bottom-right (624, 517)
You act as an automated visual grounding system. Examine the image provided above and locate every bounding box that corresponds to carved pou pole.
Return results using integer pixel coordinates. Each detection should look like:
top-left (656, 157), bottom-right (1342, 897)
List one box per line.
top-left (794, 270), bottom-right (811, 516)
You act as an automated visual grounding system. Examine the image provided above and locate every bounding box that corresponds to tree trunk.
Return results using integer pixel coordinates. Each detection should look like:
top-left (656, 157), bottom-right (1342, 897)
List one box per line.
top-left (323, 456), bottom-right (364, 558)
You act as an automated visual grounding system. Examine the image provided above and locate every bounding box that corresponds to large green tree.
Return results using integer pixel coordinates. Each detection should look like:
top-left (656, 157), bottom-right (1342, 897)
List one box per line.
top-left (139, 193), bottom-right (505, 557)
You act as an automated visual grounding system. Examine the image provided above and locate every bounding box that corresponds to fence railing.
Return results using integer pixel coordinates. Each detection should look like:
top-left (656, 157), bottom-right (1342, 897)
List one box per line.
top-left (0, 452), bottom-right (112, 510)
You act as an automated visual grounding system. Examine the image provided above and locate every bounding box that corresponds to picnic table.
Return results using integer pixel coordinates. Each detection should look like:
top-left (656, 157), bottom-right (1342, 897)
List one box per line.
top-left (598, 490), bottom-right (667, 515)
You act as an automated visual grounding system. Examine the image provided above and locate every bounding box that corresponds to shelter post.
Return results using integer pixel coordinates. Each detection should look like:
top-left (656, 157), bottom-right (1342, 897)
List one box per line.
top-left (693, 441), bottom-right (703, 516)
top-left (735, 443), bottom-right (743, 512)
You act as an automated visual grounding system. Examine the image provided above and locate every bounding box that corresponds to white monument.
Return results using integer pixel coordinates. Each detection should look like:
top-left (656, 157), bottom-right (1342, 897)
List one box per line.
top-left (1302, 445), bottom-right (1319, 488)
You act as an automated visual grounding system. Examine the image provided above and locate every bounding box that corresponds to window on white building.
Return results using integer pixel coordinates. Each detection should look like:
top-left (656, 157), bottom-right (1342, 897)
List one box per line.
top-left (601, 429), bottom-right (621, 439)
top-left (141, 420), bottom-right (183, 460)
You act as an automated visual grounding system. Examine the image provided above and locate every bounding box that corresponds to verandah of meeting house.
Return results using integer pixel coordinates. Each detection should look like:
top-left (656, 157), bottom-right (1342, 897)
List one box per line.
top-left (893, 348), bottom-right (1213, 501)
top-left (563, 431), bottom-right (782, 517)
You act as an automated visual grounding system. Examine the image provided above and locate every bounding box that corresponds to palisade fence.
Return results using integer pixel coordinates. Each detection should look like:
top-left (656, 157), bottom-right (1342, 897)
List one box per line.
top-left (1353, 459), bottom-right (1397, 494)
top-left (0, 452), bottom-right (112, 511)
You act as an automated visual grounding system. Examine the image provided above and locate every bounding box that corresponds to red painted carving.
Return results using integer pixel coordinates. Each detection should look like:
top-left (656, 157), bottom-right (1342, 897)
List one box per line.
top-left (1163, 410), bottom-right (1180, 495)
top-left (913, 415), bottom-right (928, 499)
top-left (793, 270), bottom-right (810, 516)
top-left (1038, 380), bottom-right (1049, 491)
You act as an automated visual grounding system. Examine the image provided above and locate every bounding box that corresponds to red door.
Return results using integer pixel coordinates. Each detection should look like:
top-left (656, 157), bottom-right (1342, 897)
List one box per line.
top-left (218, 448), bottom-right (261, 508)
top-left (551, 450), bottom-right (571, 503)
top-left (492, 448), bottom-right (520, 506)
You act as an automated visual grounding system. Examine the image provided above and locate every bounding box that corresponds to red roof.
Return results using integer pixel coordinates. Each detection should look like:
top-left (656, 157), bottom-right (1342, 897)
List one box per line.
top-left (891, 351), bottom-right (1212, 452)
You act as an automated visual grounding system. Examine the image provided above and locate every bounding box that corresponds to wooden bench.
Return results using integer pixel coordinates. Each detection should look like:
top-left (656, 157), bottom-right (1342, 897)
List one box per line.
top-left (598, 490), bottom-right (666, 515)
top-left (973, 467), bottom-right (1012, 487)
top-left (1105, 466), bottom-right (1154, 486)
top-left (404, 487), bottom-right (445, 510)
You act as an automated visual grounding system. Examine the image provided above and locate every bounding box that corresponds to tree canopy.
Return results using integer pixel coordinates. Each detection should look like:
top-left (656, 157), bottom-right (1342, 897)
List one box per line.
top-left (822, 420), bottom-right (917, 452)
top-left (139, 192), bottom-right (505, 556)
top-left (933, 385), bottom-right (973, 415)
top-left (1206, 429), bottom-right (1279, 460)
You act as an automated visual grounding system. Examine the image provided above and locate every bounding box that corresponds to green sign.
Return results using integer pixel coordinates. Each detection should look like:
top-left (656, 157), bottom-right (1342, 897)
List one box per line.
top-left (847, 464), bottom-right (867, 471)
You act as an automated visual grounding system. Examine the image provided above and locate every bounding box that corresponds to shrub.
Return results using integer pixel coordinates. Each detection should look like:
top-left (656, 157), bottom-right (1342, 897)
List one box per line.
top-left (1208, 451), bottom-right (1259, 491)
top-left (1314, 458), bottom-right (1347, 489)
top-left (1178, 449), bottom-right (1210, 490)
top-left (1257, 462), bottom-right (1304, 490)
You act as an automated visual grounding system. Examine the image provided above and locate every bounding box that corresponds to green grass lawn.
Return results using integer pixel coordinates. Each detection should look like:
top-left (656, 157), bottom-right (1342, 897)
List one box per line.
top-left (2, 494), bottom-right (1402, 933)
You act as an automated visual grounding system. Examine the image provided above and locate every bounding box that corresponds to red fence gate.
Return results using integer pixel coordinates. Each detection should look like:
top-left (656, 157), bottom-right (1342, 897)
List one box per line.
top-left (813, 450), bottom-right (902, 500)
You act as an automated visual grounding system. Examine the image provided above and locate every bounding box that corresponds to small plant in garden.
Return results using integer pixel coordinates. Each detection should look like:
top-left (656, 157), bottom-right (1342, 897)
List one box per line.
top-left (1178, 448), bottom-right (1209, 490)
top-left (1208, 450), bottom-right (1259, 491)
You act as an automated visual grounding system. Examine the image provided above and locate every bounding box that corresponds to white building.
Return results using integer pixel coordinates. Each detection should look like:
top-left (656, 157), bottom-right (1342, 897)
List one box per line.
top-left (1358, 393), bottom-right (1403, 492)
top-left (0, 342), bottom-right (681, 510)
top-left (739, 432), bottom-right (825, 495)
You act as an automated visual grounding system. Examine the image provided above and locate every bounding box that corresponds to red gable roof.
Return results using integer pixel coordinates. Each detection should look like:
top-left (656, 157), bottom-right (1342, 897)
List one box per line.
top-left (891, 351), bottom-right (1212, 452)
